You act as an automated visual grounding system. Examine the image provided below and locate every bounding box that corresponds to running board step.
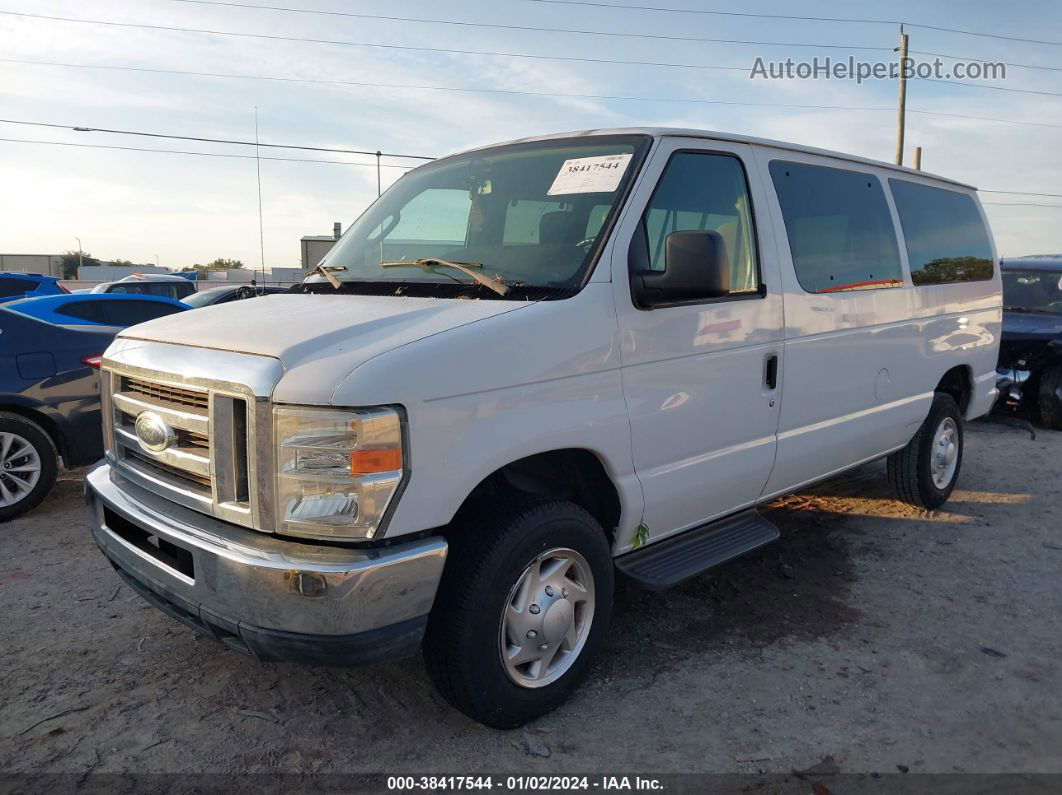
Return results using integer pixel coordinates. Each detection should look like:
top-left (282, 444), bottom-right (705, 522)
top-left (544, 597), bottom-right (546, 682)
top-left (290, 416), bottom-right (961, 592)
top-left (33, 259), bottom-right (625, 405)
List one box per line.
top-left (615, 510), bottom-right (780, 591)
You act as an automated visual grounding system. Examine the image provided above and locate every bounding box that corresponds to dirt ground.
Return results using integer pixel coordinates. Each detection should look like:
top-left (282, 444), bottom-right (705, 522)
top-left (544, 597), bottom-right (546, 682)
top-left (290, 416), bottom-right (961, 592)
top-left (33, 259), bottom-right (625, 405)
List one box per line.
top-left (1, 418), bottom-right (1060, 781)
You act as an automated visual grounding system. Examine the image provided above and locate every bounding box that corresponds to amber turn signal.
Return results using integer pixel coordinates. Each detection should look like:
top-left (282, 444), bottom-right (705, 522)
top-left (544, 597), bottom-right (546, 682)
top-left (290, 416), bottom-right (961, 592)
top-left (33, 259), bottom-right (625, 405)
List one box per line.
top-left (350, 448), bottom-right (403, 476)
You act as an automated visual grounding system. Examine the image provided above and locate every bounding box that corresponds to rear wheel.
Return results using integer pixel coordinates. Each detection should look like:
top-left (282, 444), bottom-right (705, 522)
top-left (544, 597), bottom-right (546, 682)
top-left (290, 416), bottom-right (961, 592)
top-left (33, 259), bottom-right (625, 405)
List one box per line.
top-left (1037, 364), bottom-right (1062, 430)
top-left (888, 393), bottom-right (963, 509)
top-left (423, 499), bottom-right (613, 728)
top-left (0, 413), bottom-right (58, 522)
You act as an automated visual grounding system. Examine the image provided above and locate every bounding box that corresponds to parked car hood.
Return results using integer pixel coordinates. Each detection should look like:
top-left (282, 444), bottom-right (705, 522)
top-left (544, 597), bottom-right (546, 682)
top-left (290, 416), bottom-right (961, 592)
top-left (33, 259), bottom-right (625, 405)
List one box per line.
top-left (117, 293), bottom-right (533, 370)
top-left (1002, 310), bottom-right (1062, 340)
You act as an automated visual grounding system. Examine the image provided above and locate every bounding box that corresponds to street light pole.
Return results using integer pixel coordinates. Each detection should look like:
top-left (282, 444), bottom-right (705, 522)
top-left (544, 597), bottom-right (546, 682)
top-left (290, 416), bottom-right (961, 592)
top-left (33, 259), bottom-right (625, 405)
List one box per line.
top-left (75, 237), bottom-right (83, 277)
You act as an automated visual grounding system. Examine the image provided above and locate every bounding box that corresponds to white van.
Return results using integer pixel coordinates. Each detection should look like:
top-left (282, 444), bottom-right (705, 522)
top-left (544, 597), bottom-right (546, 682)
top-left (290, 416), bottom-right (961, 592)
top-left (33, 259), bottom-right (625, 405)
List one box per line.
top-left (85, 128), bottom-right (1001, 728)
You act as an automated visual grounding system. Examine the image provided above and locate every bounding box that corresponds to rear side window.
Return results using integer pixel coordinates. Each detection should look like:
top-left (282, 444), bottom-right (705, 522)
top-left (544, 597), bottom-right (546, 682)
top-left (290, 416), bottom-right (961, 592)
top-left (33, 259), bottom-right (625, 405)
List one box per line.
top-left (770, 161), bottom-right (903, 294)
top-left (889, 180), bottom-right (994, 285)
top-left (56, 301), bottom-right (109, 323)
top-left (106, 300), bottom-right (184, 325)
top-left (0, 278), bottom-right (36, 297)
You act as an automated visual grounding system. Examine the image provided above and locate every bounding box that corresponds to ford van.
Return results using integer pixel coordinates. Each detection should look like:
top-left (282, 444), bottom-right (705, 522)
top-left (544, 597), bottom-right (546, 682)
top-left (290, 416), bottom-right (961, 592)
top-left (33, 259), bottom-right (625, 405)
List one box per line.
top-left (85, 128), bottom-right (1001, 728)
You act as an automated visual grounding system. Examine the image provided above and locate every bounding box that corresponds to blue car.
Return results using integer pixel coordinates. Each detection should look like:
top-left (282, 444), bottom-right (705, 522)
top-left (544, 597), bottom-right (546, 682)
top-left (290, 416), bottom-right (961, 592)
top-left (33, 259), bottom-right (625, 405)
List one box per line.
top-left (4, 293), bottom-right (188, 330)
top-left (996, 257), bottom-right (1062, 428)
top-left (0, 272), bottom-right (67, 304)
top-left (1, 308), bottom-right (118, 520)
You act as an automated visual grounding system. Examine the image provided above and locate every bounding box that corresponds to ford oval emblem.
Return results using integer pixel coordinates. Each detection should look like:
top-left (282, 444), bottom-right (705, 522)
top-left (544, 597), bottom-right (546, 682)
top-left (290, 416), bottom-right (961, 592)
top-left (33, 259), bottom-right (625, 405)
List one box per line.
top-left (134, 411), bottom-right (176, 453)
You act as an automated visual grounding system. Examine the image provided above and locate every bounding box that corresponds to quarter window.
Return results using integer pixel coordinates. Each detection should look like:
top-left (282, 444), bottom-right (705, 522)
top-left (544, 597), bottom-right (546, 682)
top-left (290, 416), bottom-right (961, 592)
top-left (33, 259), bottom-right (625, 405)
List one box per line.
top-left (889, 179), bottom-right (994, 285)
top-left (641, 152), bottom-right (760, 295)
top-left (770, 161), bottom-right (903, 293)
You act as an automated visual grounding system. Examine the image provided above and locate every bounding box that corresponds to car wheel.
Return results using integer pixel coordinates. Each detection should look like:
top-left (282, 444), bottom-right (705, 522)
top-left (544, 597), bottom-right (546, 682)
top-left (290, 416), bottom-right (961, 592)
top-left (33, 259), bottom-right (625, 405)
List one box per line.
top-left (423, 499), bottom-right (613, 728)
top-left (887, 393), bottom-right (963, 510)
top-left (1037, 364), bottom-right (1062, 430)
top-left (0, 413), bottom-right (59, 522)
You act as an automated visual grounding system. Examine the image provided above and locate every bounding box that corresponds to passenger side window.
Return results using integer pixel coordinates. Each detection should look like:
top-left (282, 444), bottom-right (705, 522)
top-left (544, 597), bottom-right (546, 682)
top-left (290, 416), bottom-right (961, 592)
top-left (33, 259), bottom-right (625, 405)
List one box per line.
top-left (889, 180), bottom-right (994, 285)
top-left (770, 161), bottom-right (903, 293)
top-left (640, 152), bottom-right (760, 294)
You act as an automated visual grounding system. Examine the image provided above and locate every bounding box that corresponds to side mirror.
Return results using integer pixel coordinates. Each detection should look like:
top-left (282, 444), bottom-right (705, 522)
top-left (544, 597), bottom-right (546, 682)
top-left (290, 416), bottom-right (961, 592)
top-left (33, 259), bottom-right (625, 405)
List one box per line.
top-left (633, 230), bottom-right (730, 307)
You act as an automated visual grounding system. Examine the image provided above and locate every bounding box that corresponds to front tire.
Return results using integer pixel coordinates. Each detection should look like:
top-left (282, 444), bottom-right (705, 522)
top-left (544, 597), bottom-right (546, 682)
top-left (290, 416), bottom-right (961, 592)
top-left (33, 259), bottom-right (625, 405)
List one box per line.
top-left (423, 499), bottom-right (613, 728)
top-left (0, 413), bottom-right (58, 522)
top-left (887, 393), bottom-right (963, 509)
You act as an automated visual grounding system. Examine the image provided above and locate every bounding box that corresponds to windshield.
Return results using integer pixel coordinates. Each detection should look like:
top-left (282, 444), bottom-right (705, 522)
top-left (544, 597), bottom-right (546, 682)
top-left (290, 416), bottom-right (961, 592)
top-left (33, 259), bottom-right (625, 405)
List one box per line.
top-left (182, 288), bottom-right (226, 308)
top-left (317, 135), bottom-right (650, 297)
top-left (1002, 269), bottom-right (1062, 314)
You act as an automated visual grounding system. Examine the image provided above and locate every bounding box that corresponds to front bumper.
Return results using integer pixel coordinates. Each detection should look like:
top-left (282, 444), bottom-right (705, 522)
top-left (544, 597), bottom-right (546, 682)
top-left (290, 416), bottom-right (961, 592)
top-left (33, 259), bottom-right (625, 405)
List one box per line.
top-left (84, 461), bottom-right (447, 665)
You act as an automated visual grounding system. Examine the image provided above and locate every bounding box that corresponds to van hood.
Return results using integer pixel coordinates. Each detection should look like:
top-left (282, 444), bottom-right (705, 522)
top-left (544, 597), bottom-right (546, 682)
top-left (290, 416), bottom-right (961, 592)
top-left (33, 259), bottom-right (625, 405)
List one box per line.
top-left (119, 293), bottom-right (533, 371)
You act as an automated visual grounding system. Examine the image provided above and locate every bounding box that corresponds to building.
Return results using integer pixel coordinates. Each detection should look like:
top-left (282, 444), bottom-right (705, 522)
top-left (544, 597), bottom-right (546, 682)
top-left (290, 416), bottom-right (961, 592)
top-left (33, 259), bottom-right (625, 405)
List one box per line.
top-left (0, 254), bottom-right (63, 278)
top-left (300, 222), bottom-right (342, 270)
top-left (77, 264), bottom-right (172, 281)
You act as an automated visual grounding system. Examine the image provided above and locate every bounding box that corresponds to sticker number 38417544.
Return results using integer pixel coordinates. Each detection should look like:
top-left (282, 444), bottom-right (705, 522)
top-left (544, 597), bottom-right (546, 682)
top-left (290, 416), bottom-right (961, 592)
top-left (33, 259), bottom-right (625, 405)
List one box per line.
top-left (547, 153), bottom-right (633, 196)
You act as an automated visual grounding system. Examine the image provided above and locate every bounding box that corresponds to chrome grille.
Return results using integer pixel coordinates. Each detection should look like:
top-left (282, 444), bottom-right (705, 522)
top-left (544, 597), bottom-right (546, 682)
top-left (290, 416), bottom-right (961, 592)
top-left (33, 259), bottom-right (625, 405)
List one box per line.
top-left (125, 377), bottom-right (209, 411)
top-left (125, 448), bottom-right (213, 490)
top-left (106, 367), bottom-right (263, 530)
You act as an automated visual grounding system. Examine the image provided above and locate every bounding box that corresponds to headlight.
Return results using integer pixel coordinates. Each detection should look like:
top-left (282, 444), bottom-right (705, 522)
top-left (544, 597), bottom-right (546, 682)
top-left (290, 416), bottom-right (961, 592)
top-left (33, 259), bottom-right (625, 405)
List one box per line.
top-left (274, 406), bottom-right (405, 540)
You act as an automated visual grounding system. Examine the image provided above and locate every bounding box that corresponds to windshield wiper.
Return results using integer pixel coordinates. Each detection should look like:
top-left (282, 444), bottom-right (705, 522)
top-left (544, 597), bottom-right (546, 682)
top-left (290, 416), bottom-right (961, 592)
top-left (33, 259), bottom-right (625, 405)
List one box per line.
top-left (1004, 305), bottom-right (1060, 315)
top-left (308, 263), bottom-right (344, 290)
top-left (379, 258), bottom-right (510, 297)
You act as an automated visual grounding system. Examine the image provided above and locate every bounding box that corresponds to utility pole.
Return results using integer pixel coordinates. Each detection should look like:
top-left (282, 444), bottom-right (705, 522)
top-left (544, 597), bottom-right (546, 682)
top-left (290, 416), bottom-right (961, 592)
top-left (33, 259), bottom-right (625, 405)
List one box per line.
top-left (75, 237), bottom-right (83, 276)
top-left (254, 106), bottom-right (266, 285)
top-left (376, 151), bottom-right (382, 197)
top-left (895, 25), bottom-right (909, 166)
top-left (914, 146), bottom-right (922, 170)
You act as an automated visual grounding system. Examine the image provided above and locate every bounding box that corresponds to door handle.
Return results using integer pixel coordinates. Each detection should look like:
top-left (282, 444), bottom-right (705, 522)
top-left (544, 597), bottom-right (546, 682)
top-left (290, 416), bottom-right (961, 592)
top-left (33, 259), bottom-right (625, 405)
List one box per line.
top-left (765, 354), bottom-right (778, 390)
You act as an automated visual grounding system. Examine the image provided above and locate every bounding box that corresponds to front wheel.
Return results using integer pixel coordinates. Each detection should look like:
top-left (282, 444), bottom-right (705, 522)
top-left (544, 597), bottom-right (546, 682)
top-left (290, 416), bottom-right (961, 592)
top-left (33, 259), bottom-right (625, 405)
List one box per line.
top-left (887, 393), bottom-right (963, 509)
top-left (423, 499), bottom-right (613, 728)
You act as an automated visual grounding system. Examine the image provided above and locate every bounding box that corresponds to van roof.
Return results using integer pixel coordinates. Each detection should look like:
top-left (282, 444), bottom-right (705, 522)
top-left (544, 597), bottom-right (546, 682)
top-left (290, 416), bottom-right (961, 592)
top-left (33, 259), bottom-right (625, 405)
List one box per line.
top-left (456, 127), bottom-right (976, 191)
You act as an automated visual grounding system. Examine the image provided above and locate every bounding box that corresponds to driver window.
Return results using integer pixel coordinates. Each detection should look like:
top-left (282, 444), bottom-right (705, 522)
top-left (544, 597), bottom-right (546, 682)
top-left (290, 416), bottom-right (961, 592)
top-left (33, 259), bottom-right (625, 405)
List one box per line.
top-left (642, 152), bottom-right (760, 294)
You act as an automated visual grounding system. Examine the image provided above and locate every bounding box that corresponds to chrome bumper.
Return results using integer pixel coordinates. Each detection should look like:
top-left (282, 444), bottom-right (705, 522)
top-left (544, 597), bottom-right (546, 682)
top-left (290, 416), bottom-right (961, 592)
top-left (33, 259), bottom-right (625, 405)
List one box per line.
top-left (84, 461), bottom-right (447, 665)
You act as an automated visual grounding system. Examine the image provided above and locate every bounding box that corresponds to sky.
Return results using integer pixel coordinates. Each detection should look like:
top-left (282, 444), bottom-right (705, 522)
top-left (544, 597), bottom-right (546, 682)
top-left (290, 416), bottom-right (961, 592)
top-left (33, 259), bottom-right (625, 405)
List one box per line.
top-left (1, 0), bottom-right (1060, 270)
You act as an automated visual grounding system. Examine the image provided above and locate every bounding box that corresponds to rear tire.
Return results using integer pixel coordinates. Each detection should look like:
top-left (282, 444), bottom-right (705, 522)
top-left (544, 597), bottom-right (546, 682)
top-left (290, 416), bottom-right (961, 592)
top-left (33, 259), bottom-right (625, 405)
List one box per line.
top-left (1037, 364), bottom-right (1062, 430)
top-left (887, 393), bottom-right (963, 509)
top-left (423, 498), bottom-right (613, 728)
top-left (0, 413), bottom-right (58, 522)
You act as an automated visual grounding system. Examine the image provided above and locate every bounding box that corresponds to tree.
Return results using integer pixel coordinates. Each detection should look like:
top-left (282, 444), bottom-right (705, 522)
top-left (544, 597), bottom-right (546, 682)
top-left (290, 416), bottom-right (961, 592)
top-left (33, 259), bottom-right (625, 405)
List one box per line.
top-left (201, 258), bottom-right (244, 270)
top-left (110, 259), bottom-right (135, 267)
top-left (59, 250), bottom-right (100, 280)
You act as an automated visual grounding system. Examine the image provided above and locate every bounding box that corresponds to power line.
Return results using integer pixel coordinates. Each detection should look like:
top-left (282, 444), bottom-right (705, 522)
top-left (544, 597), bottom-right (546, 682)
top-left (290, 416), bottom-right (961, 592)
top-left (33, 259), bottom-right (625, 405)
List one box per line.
top-left (912, 50), bottom-right (1062, 75)
top-left (162, 0), bottom-right (893, 52)
top-left (0, 136), bottom-right (415, 168)
top-left (165, 0), bottom-right (1062, 75)
top-left (6, 57), bottom-right (1062, 132)
top-left (0, 117), bottom-right (433, 159)
top-left (982, 190), bottom-right (1062, 198)
top-left (2, 128), bottom-right (1059, 199)
top-left (4, 11), bottom-right (1055, 99)
top-left (0, 10), bottom-right (862, 75)
top-left (983, 202), bottom-right (1062, 208)
top-left (525, 0), bottom-right (897, 27)
top-left (524, 0), bottom-right (1062, 47)
top-left (915, 77), bottom-right (1062, 98)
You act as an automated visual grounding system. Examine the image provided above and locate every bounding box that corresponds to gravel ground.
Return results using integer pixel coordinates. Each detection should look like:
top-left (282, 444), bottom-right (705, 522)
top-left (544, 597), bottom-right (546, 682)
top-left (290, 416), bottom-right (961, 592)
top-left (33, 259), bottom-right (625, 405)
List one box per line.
top-left (1, 418), bottom-right (1060, 781)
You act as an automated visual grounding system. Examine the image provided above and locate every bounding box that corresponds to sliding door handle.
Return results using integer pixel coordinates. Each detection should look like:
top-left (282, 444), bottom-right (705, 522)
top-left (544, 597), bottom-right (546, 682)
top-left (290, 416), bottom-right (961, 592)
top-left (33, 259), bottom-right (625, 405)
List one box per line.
top-left (765, 354), bottom-right (778, 390)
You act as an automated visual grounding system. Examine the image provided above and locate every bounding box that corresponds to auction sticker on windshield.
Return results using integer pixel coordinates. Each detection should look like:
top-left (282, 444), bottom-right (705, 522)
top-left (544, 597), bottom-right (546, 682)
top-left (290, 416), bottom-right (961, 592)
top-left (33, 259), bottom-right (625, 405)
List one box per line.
top-left (547, 154), bottom-right (633, 195)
